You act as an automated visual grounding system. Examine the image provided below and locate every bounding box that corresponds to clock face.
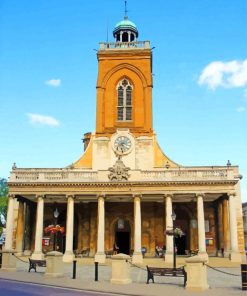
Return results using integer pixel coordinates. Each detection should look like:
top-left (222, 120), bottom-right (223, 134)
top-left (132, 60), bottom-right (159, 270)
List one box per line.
top-left (114, 136), bottom-right (132, 154)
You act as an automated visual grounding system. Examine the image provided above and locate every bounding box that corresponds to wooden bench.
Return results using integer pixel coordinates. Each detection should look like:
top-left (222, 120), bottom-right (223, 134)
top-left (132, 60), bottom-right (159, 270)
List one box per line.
top-left (146, 266), bottom-right (187, 286)
top-left (28, 258), bottom-right (46, 272)
top-left (75, 248), bottom-right (90, 258)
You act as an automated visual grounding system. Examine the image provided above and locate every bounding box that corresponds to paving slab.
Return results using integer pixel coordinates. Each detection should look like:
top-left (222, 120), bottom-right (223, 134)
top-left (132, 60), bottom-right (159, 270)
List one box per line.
top-left (0, 256), bottom-right (245, 296)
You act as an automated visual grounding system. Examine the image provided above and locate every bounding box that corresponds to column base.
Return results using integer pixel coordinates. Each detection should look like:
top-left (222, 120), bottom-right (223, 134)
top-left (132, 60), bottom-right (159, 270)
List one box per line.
top-left (16, 251), bottom-right (24, 256)
top-left (63, 251), bottom-right (75, 263)
top-left (1, 252), bottom-right (17, 270)
top-left (132, 252), bottom-right (143, 264)
top-left (197, 252), bottom-right (208, 262)
top-left (94, 252), bottom-right (106, 263)
top-left (23, 250), bottom-right (32, 256)
top-left (217, 250), bottom-right (223, 257)
top-left (31, 252), bottom-right (44, 260)
top-left (229, 252), bottom-right (242, 263)
top-left (164, 252), bottom-right (173, 263)
top-left (224, 251), bottom-right (230, 258)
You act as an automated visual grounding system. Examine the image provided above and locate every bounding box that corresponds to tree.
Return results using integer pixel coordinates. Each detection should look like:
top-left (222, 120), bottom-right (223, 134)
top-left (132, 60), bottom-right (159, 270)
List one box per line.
top-left (0, 178), bottom-right (8, 229)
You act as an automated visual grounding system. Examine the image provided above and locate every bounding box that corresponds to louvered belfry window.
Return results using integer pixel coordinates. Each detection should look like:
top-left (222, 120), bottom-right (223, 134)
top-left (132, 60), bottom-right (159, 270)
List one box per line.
top-left (117, 79), bottom-right (132, 121)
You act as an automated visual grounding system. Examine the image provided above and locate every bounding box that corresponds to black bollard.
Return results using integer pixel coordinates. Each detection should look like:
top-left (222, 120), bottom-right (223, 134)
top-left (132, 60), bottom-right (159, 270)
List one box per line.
top-left (241, 264), bottom-right (247, 290)
top-left (72, 260), bottom-right (77, 279)
top-left (95, 261), bottom-right (98, 281)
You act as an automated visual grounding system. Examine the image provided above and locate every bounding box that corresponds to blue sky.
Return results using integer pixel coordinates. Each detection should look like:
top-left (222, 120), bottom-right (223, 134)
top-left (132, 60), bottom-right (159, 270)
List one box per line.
top-left (0, 0), bottom-right (246, 201)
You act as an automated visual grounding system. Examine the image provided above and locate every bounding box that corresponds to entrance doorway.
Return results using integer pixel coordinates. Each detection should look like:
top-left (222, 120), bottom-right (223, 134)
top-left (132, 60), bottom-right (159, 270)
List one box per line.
top-left (114, 219), bottom-right (131, 255)
top-left (175, 235), bottom-right (187, 255)
top-left (115, 232), bottom-right (130, 254)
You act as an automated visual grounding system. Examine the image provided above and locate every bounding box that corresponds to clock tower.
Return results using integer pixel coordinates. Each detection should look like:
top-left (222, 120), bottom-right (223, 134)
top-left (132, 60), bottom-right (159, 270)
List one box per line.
top-left (73, 15), bottom-right (177, 171)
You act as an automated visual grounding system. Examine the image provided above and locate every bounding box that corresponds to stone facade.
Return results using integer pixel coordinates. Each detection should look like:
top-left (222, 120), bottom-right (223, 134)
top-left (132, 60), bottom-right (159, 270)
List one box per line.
top-left (4, 15), bottom-right (245, 264)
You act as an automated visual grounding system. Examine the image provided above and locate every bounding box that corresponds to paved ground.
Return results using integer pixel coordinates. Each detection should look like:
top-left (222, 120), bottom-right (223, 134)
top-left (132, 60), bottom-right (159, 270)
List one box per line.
top-left (0, 257), bottom-right (246, 296)
top-left (0, 279), bottom-right (121, 296)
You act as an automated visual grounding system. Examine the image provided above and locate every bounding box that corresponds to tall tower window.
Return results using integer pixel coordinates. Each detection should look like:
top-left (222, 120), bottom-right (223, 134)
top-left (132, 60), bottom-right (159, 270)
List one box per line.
top-left (117, 79), bottom-right (133, 121)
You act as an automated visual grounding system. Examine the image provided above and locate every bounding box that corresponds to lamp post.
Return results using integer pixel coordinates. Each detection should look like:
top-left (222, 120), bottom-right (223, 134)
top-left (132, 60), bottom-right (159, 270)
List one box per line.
top-left (171, 210), bottom-right (176, 269)
top-left (53, 207), bottom-right (59, 251)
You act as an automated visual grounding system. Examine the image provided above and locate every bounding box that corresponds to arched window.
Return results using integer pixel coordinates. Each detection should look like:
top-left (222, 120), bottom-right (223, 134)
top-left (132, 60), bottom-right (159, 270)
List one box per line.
top-left (117, 79), bottom-right (133, 121)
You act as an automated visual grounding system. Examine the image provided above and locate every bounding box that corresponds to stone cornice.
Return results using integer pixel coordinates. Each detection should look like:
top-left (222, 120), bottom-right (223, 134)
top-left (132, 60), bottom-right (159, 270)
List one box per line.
top-left (8, 179), bottom-right (238, 188)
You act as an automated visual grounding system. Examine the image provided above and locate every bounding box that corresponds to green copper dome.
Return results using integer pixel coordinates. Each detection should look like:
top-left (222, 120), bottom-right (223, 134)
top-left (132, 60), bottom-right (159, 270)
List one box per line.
top-left (113, 17), bottom-right (139, 38)
top-left (114, 19), bottom-right (137, 31)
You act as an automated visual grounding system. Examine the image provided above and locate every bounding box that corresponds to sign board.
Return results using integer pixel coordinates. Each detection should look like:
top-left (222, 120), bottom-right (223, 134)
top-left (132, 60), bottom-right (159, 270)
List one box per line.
top-left (42, 237), bottom-right (50, 246)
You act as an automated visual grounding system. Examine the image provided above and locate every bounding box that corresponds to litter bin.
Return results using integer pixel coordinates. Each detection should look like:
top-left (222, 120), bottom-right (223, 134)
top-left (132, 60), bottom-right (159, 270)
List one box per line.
top-left (241, 264), bottom-right (247, 291)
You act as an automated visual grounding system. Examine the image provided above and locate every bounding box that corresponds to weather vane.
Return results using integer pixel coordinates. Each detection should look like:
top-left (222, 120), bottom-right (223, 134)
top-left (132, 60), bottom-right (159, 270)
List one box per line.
top-left (124, 1), bottom-right (128, 19)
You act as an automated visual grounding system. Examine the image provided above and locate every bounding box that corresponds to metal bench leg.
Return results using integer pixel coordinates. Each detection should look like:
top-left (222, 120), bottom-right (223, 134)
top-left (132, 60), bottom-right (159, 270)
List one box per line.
top-left (146, 270), bottom-right (154, 284)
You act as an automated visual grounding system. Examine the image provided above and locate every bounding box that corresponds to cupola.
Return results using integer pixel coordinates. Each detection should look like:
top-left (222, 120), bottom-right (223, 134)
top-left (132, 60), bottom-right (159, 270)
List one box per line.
top-left (113, 15), bottom-right (138, 42)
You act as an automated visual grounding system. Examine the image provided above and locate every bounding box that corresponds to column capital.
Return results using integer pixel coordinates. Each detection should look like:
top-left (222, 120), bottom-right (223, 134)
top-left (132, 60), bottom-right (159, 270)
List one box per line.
top-left (133, 194), bottom-right (142, 201)
top-left (97, 194), bottom-right (105, 200)
top-left (164, 193), bottom-right (173, 199)
top-left (35, 194), bottom-right (45, 200)
top-left (195, 193), bottom-right (205, 199)
top-left (66, 194), bottom-right (75, 200)
top-left (8, 194), bottom-right (15, 199)
top-left (227, 191), bottom-right (236, 198)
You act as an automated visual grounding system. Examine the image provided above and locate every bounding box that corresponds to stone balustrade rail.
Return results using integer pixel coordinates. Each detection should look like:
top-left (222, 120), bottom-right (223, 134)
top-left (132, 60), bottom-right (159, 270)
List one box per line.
top-left (8, 167), bottom-right (237, 183)
top-left (99, 41), bottom-right (150, 50)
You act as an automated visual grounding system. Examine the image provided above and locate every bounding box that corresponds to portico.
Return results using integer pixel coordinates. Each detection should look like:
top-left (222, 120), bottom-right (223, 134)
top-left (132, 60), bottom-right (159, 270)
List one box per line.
top-left (5, 165), bottom-right (243, 263)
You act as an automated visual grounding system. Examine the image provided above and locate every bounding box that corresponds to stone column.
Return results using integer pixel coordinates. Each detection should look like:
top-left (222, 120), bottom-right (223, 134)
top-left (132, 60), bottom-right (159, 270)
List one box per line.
top-left (63, 195), bottom-right (75, 262)
top-left (5, 194), bottom-right (15, 250)
top-left (31, 195), bottom-right (45, 260)
top-left (132, 194), bottom-right (143, 263)
top-left (95, 195), bottom-right (106, 263)
top-left (222, 198), bottom-right (230, 257)
top-left (16, 199), bottom-right (25, 255)
top-left (196, 194), bottom-right (208, 260)
top-left (23, 202), bottom-right (32, 255)
top-left (165, 194), bottom-right (173, 263)
top-left (217, 201), bottom-right (224, 256)
top-left (128, 31), bottom-right (131, 42)
top-left (228, 192), bottom-right (241, 262)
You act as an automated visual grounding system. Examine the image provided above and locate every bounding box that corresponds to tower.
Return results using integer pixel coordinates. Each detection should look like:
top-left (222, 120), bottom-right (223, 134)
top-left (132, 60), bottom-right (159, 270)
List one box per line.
top-left (96, 16), bottom-right (153, 136)
top-left (73, 14), bottom-right (177, 171)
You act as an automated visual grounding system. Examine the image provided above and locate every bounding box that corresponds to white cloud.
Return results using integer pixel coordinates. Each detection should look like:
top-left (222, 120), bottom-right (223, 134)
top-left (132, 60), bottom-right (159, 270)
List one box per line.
top-left (45, 79), bottom-right (61, 87)
top-left (27, 113), bottom-right (60, 127)
top-left (236, 107), bottom-right (246, 113)
top-left (198, 60), bottom-right (247, 90)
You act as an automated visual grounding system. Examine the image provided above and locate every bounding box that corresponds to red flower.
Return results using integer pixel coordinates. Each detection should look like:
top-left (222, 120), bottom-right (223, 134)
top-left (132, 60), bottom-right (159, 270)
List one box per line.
top-left (44, 224), bottom-right (65, 234)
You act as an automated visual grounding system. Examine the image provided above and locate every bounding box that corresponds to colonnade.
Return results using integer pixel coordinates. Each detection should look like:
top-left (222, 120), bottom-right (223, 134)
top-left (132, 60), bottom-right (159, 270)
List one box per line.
top-left (4, 192), bottom-right (241, 263)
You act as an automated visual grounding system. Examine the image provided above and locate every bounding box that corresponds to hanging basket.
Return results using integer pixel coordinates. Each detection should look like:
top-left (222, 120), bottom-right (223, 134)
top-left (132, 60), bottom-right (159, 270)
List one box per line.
top-left (44, 224), bottom-right (65, 235)
top-left (165, 227), bottom-right (184, 238)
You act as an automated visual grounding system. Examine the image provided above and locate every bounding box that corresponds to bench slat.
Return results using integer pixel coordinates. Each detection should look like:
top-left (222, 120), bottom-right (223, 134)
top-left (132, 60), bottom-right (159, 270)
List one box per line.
top-left (146, 266), bottom-right (187, 287)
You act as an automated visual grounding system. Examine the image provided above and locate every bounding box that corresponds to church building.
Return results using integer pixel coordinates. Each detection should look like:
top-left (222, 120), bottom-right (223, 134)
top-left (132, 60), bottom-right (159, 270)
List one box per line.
top-left (5, 13), bottom-right (245, 264)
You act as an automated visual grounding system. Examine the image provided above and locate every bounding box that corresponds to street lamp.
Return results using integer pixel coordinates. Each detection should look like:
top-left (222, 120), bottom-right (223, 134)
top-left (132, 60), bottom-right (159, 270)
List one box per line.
top-left (53, 207), bottom-right (59, 251)
top-left (171, 210), bottom-right (176, 269)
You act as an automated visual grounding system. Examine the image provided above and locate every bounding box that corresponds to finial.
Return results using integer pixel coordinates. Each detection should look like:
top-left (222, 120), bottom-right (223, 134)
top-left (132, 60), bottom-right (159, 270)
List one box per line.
top-left (124, 0), bottom-right (128, 19)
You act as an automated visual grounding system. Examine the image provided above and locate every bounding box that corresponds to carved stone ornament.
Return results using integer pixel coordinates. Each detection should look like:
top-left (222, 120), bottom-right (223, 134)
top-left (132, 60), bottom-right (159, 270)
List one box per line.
top-left (108, 156), bottom-right (130, 181)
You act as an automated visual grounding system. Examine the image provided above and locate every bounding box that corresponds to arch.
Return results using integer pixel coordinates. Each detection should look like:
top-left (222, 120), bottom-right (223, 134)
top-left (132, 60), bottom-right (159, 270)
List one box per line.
top-left (110, 216), bottom-right (133, 254)
top-left (99, 63), bottom-right (149, 89)
top-left (122, 32), bottom-right (128, 42)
